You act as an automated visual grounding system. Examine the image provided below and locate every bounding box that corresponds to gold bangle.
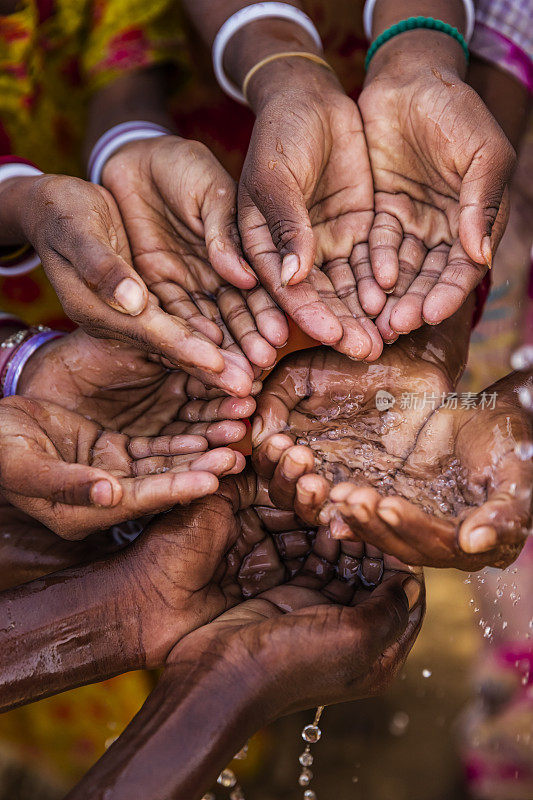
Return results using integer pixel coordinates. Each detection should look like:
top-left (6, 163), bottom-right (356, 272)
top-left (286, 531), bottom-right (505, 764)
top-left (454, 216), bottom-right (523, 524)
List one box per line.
top-left (242, 51), bottom-right (335, 103)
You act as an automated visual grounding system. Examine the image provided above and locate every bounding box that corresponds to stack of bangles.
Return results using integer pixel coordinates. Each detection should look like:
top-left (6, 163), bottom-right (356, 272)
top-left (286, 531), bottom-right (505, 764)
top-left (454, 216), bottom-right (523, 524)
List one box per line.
top-left (0, 317), bottom-right (64, 398)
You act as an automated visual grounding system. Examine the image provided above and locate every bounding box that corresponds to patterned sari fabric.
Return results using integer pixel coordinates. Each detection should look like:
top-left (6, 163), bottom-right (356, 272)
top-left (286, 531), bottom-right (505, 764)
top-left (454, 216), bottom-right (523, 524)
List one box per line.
top-left (0, 0), bottom-right (185, 328)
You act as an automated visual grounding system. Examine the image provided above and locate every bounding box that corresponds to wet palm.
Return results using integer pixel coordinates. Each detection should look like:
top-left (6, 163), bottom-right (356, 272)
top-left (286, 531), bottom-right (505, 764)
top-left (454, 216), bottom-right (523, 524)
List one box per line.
top-left (19, 330), bottom-right (256, 436)
top-left (253, 346), bottom-right (532, 570)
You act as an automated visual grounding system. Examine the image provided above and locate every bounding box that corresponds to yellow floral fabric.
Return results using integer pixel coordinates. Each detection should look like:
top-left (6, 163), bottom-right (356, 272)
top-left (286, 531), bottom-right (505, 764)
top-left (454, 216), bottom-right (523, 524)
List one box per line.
top-left (0, 0), bottom-right (186, 327)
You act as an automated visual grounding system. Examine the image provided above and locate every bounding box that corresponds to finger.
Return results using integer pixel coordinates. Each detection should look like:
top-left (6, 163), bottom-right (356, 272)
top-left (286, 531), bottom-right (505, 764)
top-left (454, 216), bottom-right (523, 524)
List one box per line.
top-left (216, 285), bottom-right (277, 369)
top-left (350, 242), bottom-right (387, 317)
top-left (343, 573), bottom-right (418, 664)
top-left (101, 471), bottom-right (219, 524)
top-left (459, 137), bottom-right (515, 267)
top-left (374, 234), bottom-right (427, 341)
top-left (149, 279), bottom-right (224, 344)
top-left (388, 244), bottom-right (448, 334)
top-left (244, 285), bottom-right (289, 348)
top-left (128, 435), bottom-right (208, 459)
top-left (203, 174), bottom-right (258, 290)
top-left (183, 347), bottom-right (255, 398)
top-left (269, 445), bottom-right (316, 509)
top-left (176, 420), bottom-right (248, 447)
top-left (179, 395), bottom-right (256, 422)
top-left (239, 202), bottom-right (342, 345)
top-left (458, 458), bottom-right (532, 559)
top-left (294, 473), bottom-right (330, 525)
top-left (331, 486), bottom-right (426, 565)
top-left (56, 190), bottom-right (149, 317)
top-left (253, 432), bottom-right (295, 479)
top-left (1, 451), bottom-right (123, 508)
top-left (369, 211), bottom-right (403, 291)
top-left (422, 240), bottom-right (487, 326)
top-left (374, 495), bottom-right (459, 566)
top-left (306, 265), bottom-right (376, 360)
top-left (240, 174), bottom-right (316, 285)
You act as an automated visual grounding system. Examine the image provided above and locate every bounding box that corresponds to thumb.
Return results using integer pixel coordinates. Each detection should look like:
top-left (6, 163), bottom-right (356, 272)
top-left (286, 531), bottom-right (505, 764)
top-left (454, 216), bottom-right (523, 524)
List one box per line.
top-left (459, 137), bottom-right (516, 268)
top-left (70, 237), bottom-right (149, 317)
top-left (241, 171), bottom-right (316, 286)
top-left (1, 450), bottom-right (123, 508)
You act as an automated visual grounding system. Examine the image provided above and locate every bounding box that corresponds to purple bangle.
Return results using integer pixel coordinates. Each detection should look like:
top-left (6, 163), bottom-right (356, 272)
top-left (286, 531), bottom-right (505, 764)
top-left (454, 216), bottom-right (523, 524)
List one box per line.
top-left (2, 330), bottom-right (65, 397)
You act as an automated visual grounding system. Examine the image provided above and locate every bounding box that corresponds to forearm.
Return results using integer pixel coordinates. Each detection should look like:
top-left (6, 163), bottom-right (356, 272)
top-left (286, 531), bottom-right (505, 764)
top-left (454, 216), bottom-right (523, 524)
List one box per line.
top-left (0, 554), bottom-right (144, 711)
top-left (182, 0), bottom-right (340, 113)
top-left (65, 642), bottom-right (272, 800)
top-left (84, 66), bottom-right (176, 160)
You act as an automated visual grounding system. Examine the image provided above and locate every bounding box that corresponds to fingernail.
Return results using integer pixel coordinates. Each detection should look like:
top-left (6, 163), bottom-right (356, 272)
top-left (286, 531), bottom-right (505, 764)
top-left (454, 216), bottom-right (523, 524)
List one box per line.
top-left (90, 479), bottom-right (114, 507)
top-left (330, 515), bottom-right (352, 539)
top-left (351, 503), bottom-right (370, 524)
top-left (280, 254), bottom-right (300, 287)
top-left (460, 525), bottom-right (498, 554)
top-left (114, 278), bottom-right (145, 315)
top-left (281, 455), bottom-right (306, 480)
top-left (377, 505), bottom-right (401, 528)
top-left (481, 235), bottom-right (492, 269)
top-left (402, 576), bottom-right (421, 610)
top-left (240, 257), bottom-right (257, 281)
top-left (251, 415), bottom-right (263, 445)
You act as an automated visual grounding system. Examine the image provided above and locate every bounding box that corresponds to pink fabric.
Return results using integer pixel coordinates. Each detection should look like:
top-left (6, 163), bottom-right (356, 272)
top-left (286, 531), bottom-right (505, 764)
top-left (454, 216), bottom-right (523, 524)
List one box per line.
top-left (471, 23), bottom-right (533, 94)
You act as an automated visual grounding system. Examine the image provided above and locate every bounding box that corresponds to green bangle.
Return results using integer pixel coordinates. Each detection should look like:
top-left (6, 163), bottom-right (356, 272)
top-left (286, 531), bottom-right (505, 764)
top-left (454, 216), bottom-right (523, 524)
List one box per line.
top-left (365, 16), bottom-right (469, 70)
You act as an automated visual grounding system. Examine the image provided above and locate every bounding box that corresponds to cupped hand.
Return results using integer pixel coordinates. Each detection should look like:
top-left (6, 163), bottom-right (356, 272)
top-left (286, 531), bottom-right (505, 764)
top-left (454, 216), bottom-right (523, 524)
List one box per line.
top-left (253, 346), bottom-right (532, 570)
top-left (0, 395), bottom-right (245, 538)
top-left (18, 329), bottom-right (257, 436)
top-left (239, 64), bottom-right (383, 361)
top-left (102, 135), bottom-right (289, 373)
top-left (64, 467), bottom-right (424, 800)
top-left (5, 173), bottom-right (253, 393)
top-left (358, 47), bottom-right (515, 340)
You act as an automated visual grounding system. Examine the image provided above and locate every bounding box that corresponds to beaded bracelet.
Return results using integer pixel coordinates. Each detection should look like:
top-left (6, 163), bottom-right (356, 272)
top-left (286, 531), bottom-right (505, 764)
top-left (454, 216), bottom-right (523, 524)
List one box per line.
top-left (365, 17), bottom-right (470, 71)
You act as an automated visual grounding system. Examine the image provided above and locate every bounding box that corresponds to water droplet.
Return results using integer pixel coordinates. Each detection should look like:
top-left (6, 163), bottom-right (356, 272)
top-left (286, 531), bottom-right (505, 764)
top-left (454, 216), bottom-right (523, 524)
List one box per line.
top-left (304, 792), bottom-right (317, 800)
top-left (422, 668), bottom-right (432, 678)
top-left (299, 768), bottom-right (313, 787)
top-left (302, 725), bottom-right (321, 743)
top-left (218, 769), bottom-right (237, 788)
top-left (389, 711), bottom-right (410, 736)
top-left (299, 751), bottom-right (314, 767)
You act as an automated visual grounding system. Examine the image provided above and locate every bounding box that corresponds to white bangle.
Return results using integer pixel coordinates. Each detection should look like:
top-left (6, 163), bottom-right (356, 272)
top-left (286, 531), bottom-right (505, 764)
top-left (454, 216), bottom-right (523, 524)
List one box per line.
top-left (0, 162), bottom-right (43, 276)
top-left (363, 0), bottom-right (475, 43)
top-left (88, 121), bottom-right (171, 184)
top-left (212, 2), bottom-right (323, 105)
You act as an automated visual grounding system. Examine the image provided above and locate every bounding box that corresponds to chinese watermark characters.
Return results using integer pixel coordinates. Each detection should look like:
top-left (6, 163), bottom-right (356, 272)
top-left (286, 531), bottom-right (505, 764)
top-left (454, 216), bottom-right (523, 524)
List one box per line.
top-left (375, 390), bottom-right (498, 412)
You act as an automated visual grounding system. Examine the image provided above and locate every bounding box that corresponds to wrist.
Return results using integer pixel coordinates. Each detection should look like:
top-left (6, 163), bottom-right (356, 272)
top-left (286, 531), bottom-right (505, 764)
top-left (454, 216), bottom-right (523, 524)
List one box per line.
top-left (365, 28), bottom-right (466, 86)
top-left (247, 53), bottom-right (342, 113)
top-left (0, 175), bottom-right (39, 246)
